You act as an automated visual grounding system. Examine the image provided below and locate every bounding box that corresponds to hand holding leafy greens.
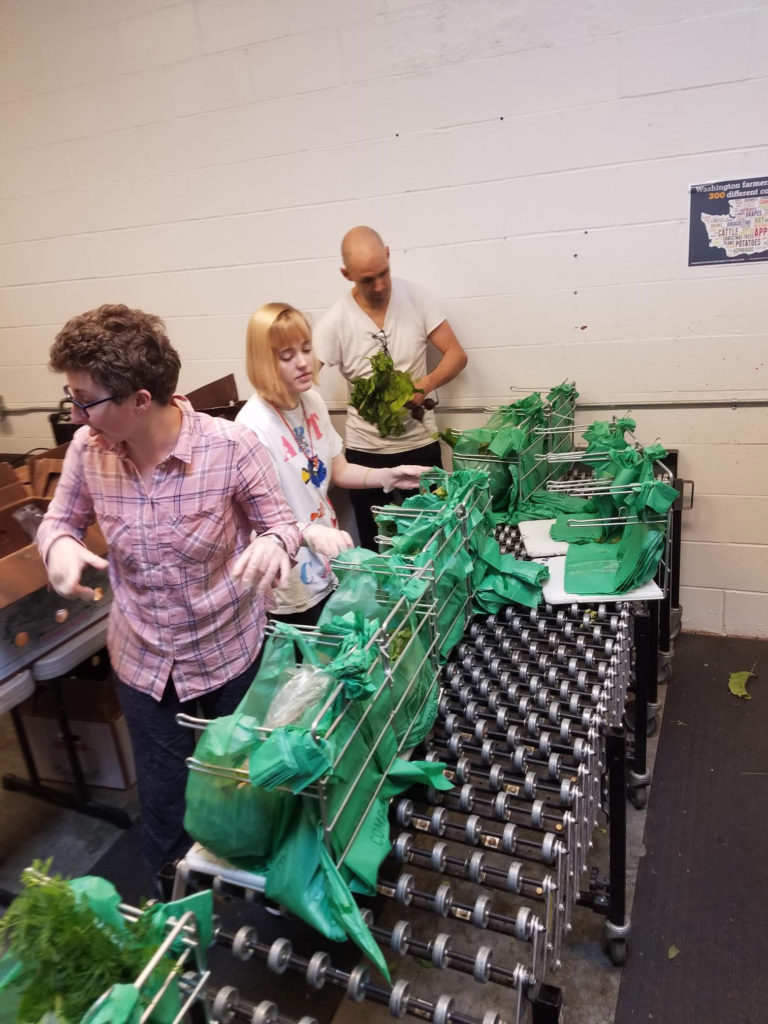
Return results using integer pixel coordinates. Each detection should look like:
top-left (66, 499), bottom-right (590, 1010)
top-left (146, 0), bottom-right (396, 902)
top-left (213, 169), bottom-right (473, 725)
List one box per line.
top-left (350, 351), bottom-right (423, 437)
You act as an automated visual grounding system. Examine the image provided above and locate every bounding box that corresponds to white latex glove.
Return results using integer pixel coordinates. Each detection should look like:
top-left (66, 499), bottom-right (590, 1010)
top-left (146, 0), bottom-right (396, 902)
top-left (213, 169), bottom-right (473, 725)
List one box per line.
top-left (47, 536), bottom-right (109, 601)
top-left (380, 465), bottom-right (432, 494)
top-left (301, 523), bottom-right (355, 558)
top-left (231, 535), bottom-right (291, 595)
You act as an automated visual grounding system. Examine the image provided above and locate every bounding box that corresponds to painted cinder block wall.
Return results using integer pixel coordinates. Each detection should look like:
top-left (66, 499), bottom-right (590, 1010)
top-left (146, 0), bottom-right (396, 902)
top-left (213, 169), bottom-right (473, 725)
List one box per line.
top-left (0, 0), bottom-right (766, 636)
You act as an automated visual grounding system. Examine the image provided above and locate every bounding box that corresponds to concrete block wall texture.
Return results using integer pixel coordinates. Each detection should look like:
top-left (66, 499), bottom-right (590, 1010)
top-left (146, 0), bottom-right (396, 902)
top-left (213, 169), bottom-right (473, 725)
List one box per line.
top-left (0, 0), bottom-right (766, 637)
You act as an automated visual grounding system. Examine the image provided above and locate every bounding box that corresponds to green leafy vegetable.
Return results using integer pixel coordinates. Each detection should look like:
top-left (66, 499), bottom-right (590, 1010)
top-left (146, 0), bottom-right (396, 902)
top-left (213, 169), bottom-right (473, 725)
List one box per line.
top-left (350, 351), bottom-right (419, 437)
top-left (0, 861), bottom-right (155, 1022)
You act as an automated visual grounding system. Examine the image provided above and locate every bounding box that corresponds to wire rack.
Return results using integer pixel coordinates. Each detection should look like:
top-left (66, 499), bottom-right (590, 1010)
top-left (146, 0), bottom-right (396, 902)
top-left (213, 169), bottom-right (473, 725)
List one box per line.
top-left (180, 583), bottom-right (440, 873)
top-left (449, 384), bottom-right (577, 510)
top-left (16, 871), bottom-right (212, 1024)
top-left (369, 469), bottom-right (494, 652)
top-left (536, 435), bottom-right (675, 600)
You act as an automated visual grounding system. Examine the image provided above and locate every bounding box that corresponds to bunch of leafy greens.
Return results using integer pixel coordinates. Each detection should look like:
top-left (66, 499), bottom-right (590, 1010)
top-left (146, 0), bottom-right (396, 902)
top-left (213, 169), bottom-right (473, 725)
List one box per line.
top-left (350, 351), bottom-right (418, 438)
top-left (0, 862), bottom-right (155, 1022)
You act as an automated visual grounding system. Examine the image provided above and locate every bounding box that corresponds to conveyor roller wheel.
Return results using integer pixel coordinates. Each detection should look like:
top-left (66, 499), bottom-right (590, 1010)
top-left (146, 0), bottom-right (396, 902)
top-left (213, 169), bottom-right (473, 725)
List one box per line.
top-left (267, 937), bottom-right (292, 974)
top-left (346, 964), bottom-right (369, 1002)
top-left (212, 986), bottom-right (239, 1023)
top-left (472, 894), bottom-right (492, 928)
top-left (434, 882), bottom-right (453, 915)
top-left (473, 945), bottom-right (493, 982)
top-left (232, 925), bottom-right (256, 961)
top-left (432, 932), bottom-right (452, 968)
top-left (391, 919), bottom-right (412, 953)
top-left (434, 993), bottom-right (455, 1024)
top-left (306, 951), bottom-right (330, 989)
top-left (250, 1001), bottom-right (278, 1024)
top-left (389, 979), bottom-right (411, 1018)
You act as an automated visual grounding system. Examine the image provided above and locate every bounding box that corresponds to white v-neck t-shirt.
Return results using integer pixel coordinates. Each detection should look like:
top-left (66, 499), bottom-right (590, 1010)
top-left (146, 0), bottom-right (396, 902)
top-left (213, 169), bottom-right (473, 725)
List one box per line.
top-left (313, 277), bottom-right (446, 454)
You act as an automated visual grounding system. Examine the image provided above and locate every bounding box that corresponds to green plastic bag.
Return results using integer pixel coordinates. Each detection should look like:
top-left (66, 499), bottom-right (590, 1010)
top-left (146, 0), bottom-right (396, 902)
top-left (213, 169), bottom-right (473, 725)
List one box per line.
top-left (323, 552), bottom-right (440, 742)
top-left (184, 710), bottom-right (288, 865)
top-left (81, 985), bottom-right (141, 1024)
top-left (564, 524), bottom-right (666, 595)
top-left (471, 535), bottom-right (550, 611)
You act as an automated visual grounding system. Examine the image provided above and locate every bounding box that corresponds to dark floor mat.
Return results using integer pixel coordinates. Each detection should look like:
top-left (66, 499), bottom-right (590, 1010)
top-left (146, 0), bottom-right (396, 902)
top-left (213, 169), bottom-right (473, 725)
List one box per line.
top-left (615, 633), bottom-right (768, 1024)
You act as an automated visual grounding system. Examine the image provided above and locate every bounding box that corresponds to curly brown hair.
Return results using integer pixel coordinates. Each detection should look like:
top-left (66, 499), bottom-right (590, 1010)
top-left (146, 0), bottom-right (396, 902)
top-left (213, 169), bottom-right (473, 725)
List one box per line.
top-left (50, 304), bottom-right (181, 405)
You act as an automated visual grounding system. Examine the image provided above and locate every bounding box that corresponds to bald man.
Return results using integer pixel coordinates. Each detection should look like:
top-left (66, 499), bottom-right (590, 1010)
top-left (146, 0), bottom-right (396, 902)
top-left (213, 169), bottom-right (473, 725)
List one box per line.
top-left (313, 227), bottom-right (468, 549)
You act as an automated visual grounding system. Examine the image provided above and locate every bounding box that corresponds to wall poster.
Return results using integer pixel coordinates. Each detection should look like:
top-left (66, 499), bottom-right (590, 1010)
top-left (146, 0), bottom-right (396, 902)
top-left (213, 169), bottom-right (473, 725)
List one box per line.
top-left (688, 177), bottom-right (768, 266)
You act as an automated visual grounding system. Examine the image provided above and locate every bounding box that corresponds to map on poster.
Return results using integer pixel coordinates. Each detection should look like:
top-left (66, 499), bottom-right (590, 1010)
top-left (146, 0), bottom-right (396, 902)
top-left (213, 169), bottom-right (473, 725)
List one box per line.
top-left (688, 177), bottom-right (768, 266)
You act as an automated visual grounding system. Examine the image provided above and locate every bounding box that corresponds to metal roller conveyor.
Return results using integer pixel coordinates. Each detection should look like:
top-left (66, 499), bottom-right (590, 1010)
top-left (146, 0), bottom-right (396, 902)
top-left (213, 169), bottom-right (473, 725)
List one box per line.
top-left (425, 781), bottom-right (573, 834)
top-left (445, 668), bottom-right (607, 717)
top-left (213, 927), bottom-right (513, 1024)
top-left (429, 730), bottom-right (583, 780)
top-left (376, 872), bottom-right (545, 953)
top-left (441, 715), bottom-right (594, 771)
top-left (393, 798), bottom-right (567, 865)
top-left (164, 402), bottom-right (666, 1021)
top-left (439, 688), bottom-right (603, 737)
top-left (371, 918), bottom-right (524, 990)
top-left (446, 672), bottom-right (606, 719)
top-left (390, 833), bottom-right (561, 907)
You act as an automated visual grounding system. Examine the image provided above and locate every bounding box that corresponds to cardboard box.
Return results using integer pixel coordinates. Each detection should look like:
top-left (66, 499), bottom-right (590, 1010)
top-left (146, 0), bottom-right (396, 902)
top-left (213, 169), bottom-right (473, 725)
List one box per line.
top-left (20, 710), bottom-right (136, 790)
top-left (19, 674), bottom-right (136, 790)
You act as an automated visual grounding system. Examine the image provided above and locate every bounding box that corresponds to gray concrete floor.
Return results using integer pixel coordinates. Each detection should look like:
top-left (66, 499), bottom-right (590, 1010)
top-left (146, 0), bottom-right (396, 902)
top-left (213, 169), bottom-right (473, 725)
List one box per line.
top-left (0, 712), bottom-right (139, 901)
top-left (0, 685), bottom-right (663, 1024)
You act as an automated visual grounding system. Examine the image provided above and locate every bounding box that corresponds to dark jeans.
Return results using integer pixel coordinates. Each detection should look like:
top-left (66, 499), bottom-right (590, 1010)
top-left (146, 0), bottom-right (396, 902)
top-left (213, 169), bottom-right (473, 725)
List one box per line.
top-left (345, 441), bottom-right (443, 551)
top-left (115, 649), bottom-right (263, 894)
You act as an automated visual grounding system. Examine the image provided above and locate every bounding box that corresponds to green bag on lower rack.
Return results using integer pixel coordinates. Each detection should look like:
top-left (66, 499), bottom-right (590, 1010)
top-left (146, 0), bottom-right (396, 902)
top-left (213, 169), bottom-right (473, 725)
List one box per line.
top-left (564, 524), bottom-right (666, 595)
top-left (184, 617), bottom-right (452, 977)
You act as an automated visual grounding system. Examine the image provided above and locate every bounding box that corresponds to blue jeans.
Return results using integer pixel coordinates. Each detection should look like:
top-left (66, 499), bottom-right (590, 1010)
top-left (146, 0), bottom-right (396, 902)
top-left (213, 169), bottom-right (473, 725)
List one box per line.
top-left (115, 650), bottom-right (263, 893)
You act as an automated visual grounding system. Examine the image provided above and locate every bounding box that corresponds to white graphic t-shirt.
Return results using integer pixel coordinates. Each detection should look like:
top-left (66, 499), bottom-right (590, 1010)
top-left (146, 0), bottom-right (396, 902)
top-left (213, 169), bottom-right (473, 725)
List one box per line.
top-left (236, 389), bottom-right (343, 613)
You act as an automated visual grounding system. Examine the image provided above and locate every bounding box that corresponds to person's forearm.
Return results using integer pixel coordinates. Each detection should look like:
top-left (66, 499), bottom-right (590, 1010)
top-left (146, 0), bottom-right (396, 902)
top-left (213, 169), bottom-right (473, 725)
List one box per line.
top-left (414, 347), bottom-right (468, 395)
top-left (36, 440), bottom-right (93, 564)
top-left (332, 460), bottom-right (384, 490)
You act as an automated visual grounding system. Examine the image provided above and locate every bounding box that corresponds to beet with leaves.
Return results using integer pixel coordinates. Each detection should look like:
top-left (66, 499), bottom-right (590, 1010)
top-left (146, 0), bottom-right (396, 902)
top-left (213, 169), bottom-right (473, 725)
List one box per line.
top-left (350, 351), bottom-right (423, 437)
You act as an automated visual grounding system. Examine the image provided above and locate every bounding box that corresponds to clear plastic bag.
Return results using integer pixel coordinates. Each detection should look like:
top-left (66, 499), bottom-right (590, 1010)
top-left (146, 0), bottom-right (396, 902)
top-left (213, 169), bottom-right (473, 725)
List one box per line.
top-left (263, 665), bottom-right (334, 729)
top-left (11, 503), bottom-right (46, 540)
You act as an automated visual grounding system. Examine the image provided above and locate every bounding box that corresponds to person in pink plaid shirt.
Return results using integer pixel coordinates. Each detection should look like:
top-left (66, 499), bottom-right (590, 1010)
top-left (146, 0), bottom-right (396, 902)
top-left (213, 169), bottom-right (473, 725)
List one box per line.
top-left (37, 304), bottom-right (350, 894)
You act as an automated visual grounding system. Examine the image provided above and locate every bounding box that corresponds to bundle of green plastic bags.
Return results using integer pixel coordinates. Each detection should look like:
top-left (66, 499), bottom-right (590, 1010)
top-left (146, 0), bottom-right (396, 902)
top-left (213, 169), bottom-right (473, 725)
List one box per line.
top-left (184, 621), bottom-right (451, 978)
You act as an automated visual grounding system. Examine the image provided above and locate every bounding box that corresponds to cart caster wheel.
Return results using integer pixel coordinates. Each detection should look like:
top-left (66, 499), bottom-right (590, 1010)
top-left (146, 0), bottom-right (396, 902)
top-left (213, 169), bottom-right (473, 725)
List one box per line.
top-left (623, 703), bottom-right (659, 737)
top-left (657, 662), bottom-right (672, 685)
top-left (629, 785), bottom-right (648, 810)
top-left (608, 937), bottom-right (628, 966)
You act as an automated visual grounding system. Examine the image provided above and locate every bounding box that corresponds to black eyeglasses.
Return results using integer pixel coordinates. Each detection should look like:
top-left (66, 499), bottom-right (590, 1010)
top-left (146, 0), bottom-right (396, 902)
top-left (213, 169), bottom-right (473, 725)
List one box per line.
top-left (62, 384), bottom-right (116, 419)
top-left (369, 329), bottom-right (390, 355)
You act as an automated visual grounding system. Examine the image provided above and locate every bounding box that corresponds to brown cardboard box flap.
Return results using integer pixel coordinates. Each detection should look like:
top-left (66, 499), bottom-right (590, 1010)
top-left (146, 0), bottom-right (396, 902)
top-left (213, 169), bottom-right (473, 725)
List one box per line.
top-left (0, 498), bottom-right (107, 611)
top-left (0, 481), bottom-right (28, 508)
top-left (27, 443), bottom-right (70, 498)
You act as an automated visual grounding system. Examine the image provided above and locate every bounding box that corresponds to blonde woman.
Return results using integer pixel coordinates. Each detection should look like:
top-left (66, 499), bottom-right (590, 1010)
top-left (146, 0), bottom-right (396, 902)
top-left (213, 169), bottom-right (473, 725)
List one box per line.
top-left (236, 303), bottom-right (429, 625)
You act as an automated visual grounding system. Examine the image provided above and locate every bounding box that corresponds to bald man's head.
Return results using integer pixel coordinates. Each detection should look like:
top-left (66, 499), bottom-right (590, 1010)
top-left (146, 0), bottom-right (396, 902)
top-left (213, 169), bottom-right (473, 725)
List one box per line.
top-left (340, 226), bottom-right (392, 310)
